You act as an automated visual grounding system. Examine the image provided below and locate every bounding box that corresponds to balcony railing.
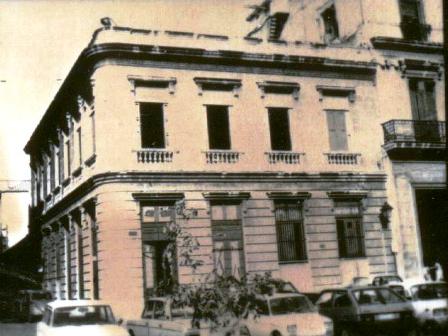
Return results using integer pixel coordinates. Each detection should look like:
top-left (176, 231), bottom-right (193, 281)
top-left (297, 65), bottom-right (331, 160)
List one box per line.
top-left (382, 120), bottom-right (446, 144)
top-left (204, 150), bottom-right (242, 164)
top-left (325, 153), bottom-right (361, 165)
top-left (136, 149), bottom-right (174, 163)
top-left (266, 151), bottom-right (304, 164)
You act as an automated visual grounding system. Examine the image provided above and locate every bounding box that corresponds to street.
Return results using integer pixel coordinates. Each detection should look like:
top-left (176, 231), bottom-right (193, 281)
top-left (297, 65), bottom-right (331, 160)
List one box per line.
top-left (0, 322), bottom-right (36, 336)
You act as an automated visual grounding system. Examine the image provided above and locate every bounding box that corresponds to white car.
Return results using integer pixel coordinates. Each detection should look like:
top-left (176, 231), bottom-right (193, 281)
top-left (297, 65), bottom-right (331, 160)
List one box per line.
top-left (403, 280), bottom-right (448, 333)
top-left (36, 300), bottom-right (129, 336)
top-left (239, 293), bottom-right (333, 336)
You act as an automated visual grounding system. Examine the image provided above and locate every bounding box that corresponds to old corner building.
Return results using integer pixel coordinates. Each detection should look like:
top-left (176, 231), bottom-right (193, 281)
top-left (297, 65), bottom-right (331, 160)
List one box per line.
top-left (24, 0), bottom-right (445, 319)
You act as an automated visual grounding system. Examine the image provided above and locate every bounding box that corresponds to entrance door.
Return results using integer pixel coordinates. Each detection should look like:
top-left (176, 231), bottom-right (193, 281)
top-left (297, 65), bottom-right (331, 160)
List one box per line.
top-left (415, 189), bottom-right (448, 280)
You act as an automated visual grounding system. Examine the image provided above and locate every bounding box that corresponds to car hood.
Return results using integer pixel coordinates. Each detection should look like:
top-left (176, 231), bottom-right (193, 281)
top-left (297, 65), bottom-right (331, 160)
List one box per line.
top-left (412, 299), bottom-right (448, 313)
top-left (45, 324), bottom-right (128, 336)
top-left (251, 313), bottom-right (327, 335)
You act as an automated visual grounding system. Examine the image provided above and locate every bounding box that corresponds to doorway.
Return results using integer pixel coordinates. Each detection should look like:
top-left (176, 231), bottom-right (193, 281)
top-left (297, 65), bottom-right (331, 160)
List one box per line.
top-left (415, 189), bottom-right (448, 280)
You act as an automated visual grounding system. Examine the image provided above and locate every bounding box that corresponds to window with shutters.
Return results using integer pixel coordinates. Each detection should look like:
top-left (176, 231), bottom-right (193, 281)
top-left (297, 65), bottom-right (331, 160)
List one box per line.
top-left (335, 200), bottom-right (365, 258)
top-left (274, 200), bottom-right (307, 263)
top-left (409, 79), bottom-right (437, 121)
top-left (321, 5), bottom-right (339, 43)
top-left (140, 103), bottom-right (165, 148)
top-left (141, 202), bottom-right (177, 297)
top-left (207, 105), bottom-right (231, 150)
top-left (326, 110), bottom-right (348, 151)
top-left (399, 0), bottom-right (429, 41)
top-left (210, 201), bottom-right (245, 278)
top-left (268, 108), bottom-right (292, 151)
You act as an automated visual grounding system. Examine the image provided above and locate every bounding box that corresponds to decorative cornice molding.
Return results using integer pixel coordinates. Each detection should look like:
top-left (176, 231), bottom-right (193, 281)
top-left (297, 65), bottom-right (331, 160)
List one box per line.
top-left (370, 36), bottom-right (443, 54)
top-left (266, 191), bottom-right (311, 200)
top-left (132, 192), bottom-right (184, 201)
top-left (202, 191), bottom-right (251, 200)
top-left (257, 81), bottom-right (300, 100)
top-left (316, 85), bottom-right (356, 102)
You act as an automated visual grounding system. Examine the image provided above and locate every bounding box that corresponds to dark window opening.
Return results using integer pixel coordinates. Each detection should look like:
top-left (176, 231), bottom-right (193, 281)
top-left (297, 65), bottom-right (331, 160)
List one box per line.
top-left (207, 105), bottom-right (231, 150)
top-left (409, 79), bottom-right (439, 140)
top-left (140, 103), bottom-right (165, 148)
top-left (269, 12), bottom-right (289, 40)
top-left (337, 217), bottom-right (365, 258)
top-left (399, 0), bottom-right (430, 41)
top-left (274, 200), bottom-right (307, 262)
top-left (268, 108), bottom-right (292, 151)
top-left (321, 5), bottom-right (339, 43)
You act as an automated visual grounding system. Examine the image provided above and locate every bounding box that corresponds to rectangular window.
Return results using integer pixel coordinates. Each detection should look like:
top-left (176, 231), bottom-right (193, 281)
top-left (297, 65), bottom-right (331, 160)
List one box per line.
top-left (326, 110), bottom-right (348, 151)
top-left (140, 103), bottom-right (165, 148)
top-left (321, 5), bottom-right (339, 42)
top-left (399, 0), bottom-right (423, 22)
top-left (268, 108), bottom-right (292, 151)
top-left (77, 127), bottom-right (82, 166)
top-left (335, 200), bottom-right (365, 258)
top-left (65, 140), bottom-right (71, 177)
top-left (206, 105), bottom-right (231, 150)
top-left (409, 79), bottom-right (437, 121)
top-left (90, 112), bottom-right (96, 154)
top-left (210, 201), bottom-right (245, 278)
top-left (50, 148), bottom-right (55, 190)
top-left (399, 0), bottom-right (428, 40)
top-left (274, 200), bottom-right (307, 262)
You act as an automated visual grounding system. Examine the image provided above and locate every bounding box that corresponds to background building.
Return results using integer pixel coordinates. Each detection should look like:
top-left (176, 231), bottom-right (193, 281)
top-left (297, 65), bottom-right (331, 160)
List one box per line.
top-left (24, 0), bottom-right (445, 319)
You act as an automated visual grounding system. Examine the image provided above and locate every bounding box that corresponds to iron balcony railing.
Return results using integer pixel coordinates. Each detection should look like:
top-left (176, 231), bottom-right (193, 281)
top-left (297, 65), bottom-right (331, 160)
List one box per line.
top-left (382, 120), bottom-right (446, 144)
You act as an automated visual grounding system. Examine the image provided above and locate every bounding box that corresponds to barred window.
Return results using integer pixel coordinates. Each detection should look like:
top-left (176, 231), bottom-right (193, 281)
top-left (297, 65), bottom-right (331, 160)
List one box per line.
top-left (274, 201), bottom-right (307, 263)
top-left (335, 200), bottom-right (365, 258)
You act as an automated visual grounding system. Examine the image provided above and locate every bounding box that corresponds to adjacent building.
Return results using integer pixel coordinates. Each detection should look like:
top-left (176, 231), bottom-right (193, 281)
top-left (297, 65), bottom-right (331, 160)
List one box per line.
top-left (24, 0), bottom-right (445, 319)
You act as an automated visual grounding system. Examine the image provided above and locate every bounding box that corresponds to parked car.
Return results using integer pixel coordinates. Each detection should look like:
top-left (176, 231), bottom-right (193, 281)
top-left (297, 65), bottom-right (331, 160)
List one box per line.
top-left (240, 292), bottom-right (333, 336)
top-left (403, 280), bottom-right (448, 333)
top-left (126, 297), bottom-right (204, 336)
top-left (36, 300), bottom-right (129, 336)
top-left (14, 289), bottom-right (52, 322)
top-left (371, 275), bottom-right (403, 286)
top-left (315, 286), bottom-right (417, 336)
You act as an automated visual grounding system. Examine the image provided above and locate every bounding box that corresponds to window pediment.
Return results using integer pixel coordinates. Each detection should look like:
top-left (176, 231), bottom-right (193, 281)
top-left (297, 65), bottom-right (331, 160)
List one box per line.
top-left (316, 85), bottom-right (356, 102)
top-left (398, 59), bottom-right (442, 80)
top-left (194, 77), bottom-right (242, 97)
top-left (257, 81), bottom-right (300, 100)
top-left (128, 76), bottom-right (177, 94)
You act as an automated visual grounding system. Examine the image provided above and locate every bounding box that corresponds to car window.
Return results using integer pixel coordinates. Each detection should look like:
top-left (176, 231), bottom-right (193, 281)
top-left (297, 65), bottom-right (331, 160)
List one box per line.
top-left (142, 301), bottom-right (155, 319)
top-left (353, 288), bottom-right (404, 305)
top-left (334, 293), bottom-right (352, 307)
top-left (316, 292), bottom-right (333, 308)
top-left (153, 301), bottom-right (165, 319)
top-left (254, 299), bottom-right (270, 316)
top-left (170, 301), bottom-right (193, 319)
top-left (353, 289), bottom-right (383, 305)
top-left (32, 292), bottom-right (52, 301)
top-left (411, 284), bottom-right (448, 300)
top-left (269, 296), bottom-right (314, 315)
top-left (53, 305), bottom-right (115, 326)
top-left (42, 307), bottom-right (52, 325)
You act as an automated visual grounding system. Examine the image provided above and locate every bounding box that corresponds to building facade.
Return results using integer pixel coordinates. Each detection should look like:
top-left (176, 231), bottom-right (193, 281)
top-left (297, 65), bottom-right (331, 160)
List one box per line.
top-left (24, 0), bottom-right (445, 319)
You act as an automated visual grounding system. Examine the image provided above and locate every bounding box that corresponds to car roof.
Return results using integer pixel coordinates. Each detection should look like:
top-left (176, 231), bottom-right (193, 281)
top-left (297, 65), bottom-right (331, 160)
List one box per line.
top-left (47, 300), bottom-right (112, 309)
top-left (402, 279), bottom-right (447, 289)
top-left (258, 292), bottom-right (305, 300)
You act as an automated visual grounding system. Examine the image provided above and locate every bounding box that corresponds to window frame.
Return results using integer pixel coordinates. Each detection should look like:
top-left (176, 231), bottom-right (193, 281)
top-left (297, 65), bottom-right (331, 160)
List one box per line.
top-left (139, 102), bottom-right (166, 149)
top-left (206, 104), bottom-right (232, 150)
top-left (274, 200), bottom-right (307, 263)
top-left (326, 109), bottom-right (349, 152)
top-left (336, 213), bottom-right (365, 259)
top-left (267, 107), bottom-right (292, 151)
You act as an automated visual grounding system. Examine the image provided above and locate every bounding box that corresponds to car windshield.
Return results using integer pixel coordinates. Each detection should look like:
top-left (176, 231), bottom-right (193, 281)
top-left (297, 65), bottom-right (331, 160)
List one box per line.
top-left (411, 284), bottom-right (448, 300)
top-left (53, 305), bottom-right (115, 326)
top-left (269, 296), bottom-right (315, 315)
top-left (353, 288), bottom-right (405, 305)
top-left (31, 293), bottom-right (52, 300)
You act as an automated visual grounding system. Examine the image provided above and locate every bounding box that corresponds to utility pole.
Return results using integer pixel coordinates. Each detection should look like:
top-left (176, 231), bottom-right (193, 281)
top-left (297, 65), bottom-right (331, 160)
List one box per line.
top-left (0, 180), bottom-right (30, 253)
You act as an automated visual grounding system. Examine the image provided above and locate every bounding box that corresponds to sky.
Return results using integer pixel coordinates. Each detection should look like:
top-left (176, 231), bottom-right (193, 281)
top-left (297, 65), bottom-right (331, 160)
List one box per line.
top-left (0, 0), bottom-right (255, 245)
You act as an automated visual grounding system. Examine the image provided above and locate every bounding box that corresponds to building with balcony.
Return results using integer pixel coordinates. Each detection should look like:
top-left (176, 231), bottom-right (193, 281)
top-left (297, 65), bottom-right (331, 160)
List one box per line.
top-left (24, 0), bottom-right (445, 318)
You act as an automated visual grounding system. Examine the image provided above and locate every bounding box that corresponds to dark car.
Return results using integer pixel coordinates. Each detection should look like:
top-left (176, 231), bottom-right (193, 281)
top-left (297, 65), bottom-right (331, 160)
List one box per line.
top-left (315, 286), bottom-right (418, 336)
top-left (14, 289), bottom-right (52, 322)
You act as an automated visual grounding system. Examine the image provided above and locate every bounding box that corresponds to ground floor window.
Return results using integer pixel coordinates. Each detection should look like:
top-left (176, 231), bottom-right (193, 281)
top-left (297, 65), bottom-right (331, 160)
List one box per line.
top-left (334, 200), bottom-right (365, 258)
top-left (210, 201), bottom-right (245, 279)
